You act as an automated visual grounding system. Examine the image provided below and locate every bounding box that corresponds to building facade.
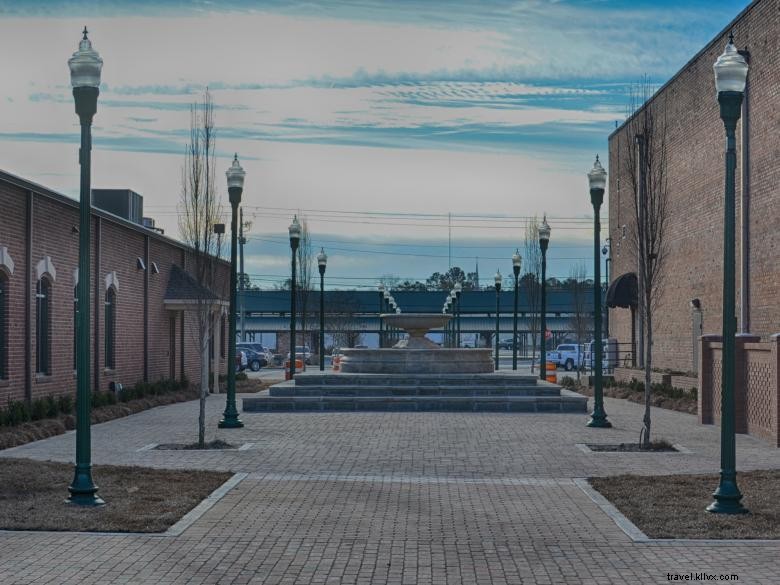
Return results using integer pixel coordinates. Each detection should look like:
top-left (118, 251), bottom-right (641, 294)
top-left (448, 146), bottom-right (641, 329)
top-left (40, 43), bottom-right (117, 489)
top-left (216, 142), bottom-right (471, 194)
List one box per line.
top-left (607, 0), bottom-right (779, 375)
top-left (0, 169), bottom-right (229, 405)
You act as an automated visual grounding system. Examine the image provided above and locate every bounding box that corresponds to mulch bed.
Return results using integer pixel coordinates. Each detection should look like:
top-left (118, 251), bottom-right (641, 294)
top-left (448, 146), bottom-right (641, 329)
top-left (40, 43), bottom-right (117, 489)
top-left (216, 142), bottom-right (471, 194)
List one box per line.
top-left (587, 442), bottom-right (677, 452)
top-left (573, 384), bottom-right (697, 414)
top-left (0, 458), bottom-right (232, 533)
top-left (590, 469), bottom-right (780, 539)
top-left (155, 439), bottom-right (236, 451)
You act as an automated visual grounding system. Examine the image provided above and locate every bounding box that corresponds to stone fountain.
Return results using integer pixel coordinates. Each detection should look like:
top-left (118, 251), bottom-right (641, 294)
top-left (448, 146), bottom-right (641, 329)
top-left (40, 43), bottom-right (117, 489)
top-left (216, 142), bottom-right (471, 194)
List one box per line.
top-left (338, 313), bottom-right (494, 374)
top-left (243, 312), bottom-right (586, 413)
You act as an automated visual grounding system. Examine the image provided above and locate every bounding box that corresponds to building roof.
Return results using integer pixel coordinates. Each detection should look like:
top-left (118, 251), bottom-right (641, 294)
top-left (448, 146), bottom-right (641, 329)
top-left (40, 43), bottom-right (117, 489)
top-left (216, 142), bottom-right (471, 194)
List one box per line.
top-left (165, 264), bottom-right (223, 302)
top-left (243, 287), bottom-right (595, 315)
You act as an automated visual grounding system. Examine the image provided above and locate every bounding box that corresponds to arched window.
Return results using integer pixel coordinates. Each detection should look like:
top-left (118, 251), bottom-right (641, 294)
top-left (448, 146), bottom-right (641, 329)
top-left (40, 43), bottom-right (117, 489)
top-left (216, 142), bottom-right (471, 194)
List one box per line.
top-left (36, 277), bottom-right (52, 375)
top-left (0, 272), bottom-right (8, 380)
top-left (105, 287), bottom-right (116, 370)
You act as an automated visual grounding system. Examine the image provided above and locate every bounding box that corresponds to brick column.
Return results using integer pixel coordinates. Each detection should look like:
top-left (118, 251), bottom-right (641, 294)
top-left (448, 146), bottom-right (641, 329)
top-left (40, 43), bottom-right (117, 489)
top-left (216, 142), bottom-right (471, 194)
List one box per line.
top-left (699, 334), bottom-right (721, 424)
top-left (771, 334), bottom-right (780, 447)
top-left (734, 334), bottom-right (760, 434)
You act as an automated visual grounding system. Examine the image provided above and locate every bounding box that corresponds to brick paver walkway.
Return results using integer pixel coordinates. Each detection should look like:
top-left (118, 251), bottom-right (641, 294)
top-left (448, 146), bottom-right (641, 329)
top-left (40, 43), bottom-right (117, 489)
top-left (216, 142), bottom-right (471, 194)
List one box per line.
top-left (1, 389), bottom-right (779, 584)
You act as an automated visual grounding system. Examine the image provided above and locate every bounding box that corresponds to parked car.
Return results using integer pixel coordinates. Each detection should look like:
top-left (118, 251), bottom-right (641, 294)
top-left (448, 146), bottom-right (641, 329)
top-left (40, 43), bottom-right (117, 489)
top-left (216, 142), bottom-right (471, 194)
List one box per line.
top-left (286, 345), bottom-right (313, 365)
top-left (243, 348), bottom-right (268, 372)
top-left (497, 338), bottom-right (516, 350)
top-left (547, 343), bottom-right (585, 371)
top-left (237, 342), bottom-right (272, 362)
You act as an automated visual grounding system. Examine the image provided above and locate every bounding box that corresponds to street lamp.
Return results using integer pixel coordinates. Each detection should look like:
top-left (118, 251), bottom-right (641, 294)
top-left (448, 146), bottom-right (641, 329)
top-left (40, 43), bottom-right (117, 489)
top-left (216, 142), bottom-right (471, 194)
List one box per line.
top-left (68, 26), bottom-right (104, 506)
top-left (494, 270), bottom-right (502, 370)
top-left (512, 250), bottom-right (522, 370)
top-left (602, 239), bottom-right (611, 339)
top-left (377, 284), bottom-right (385, 348)
top-left (586, 156), bottom-right (611, 428)
top-left (707, 33), bottom-right (749, 515)
top-left (318, 248), bottom-right (327, 371)
top-left (454, 282), bottom-right (462, 348)
top-left (538, 216), bottom-right (550, 382)
top-left (219, 154), bottom-right (246, 429)
top-left (288, 216), bottom-right (301, 379)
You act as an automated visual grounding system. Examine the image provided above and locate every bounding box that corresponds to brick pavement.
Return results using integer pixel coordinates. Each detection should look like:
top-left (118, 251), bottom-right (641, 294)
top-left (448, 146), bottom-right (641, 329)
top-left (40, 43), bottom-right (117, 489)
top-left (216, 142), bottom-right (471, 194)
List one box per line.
top-left (1, 392), bottom-right (779, 584)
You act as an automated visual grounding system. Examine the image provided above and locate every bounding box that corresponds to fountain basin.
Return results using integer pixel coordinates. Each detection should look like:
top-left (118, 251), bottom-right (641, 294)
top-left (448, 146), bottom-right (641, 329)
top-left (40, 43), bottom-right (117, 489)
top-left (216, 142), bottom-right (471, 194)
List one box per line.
top-left (381, 313), bottom-right (450, 349)
top-left (339, 348), bottom-right (493, 374)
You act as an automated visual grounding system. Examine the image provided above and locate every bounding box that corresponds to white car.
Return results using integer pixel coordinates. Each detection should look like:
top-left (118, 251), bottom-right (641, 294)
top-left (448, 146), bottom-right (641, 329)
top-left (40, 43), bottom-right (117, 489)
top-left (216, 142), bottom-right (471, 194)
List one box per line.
top-left (286, 345), bottom-right (313, 365)
top-left (547, 344), bottom-right (585, 371)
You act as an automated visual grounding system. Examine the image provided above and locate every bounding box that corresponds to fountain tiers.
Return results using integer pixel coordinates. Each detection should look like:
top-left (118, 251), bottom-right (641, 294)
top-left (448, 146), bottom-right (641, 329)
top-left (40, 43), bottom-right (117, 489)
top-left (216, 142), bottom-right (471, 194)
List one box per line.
top-left (338, 313), bottom-right (494, 374)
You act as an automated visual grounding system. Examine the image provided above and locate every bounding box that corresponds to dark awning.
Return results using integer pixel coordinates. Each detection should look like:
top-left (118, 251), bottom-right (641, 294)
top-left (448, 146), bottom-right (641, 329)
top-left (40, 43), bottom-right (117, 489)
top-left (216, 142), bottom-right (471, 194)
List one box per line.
top-left (606, 272), bottom-right (637, 308)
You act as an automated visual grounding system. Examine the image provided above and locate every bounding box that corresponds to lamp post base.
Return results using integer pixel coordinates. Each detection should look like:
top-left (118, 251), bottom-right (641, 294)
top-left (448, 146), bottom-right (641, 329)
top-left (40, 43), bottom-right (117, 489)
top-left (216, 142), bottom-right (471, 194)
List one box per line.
top-left (218, 414), bottom-right (244, 429)
top-left (707, 480), bottom-right (748, 514)
top-left (67, 468), bottom-right (105, 506)
top-left (586, 414), bottom-right (612, 428)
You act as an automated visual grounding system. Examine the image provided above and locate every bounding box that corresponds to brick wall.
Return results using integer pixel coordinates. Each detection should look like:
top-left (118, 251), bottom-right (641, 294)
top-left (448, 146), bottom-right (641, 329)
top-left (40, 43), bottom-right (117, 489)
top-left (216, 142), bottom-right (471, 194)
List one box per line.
top-left (0, 171), bottom-right (229, 405)
top-left (608, 0), bottom-right (780, 373)
top-left (700, 334), bottom-right (780, 446)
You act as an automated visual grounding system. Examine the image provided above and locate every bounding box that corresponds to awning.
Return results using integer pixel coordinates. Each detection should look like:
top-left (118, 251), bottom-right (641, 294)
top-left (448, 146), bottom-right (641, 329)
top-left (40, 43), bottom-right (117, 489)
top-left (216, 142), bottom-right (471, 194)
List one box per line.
top-left (606, 272), bottom-right (638, 309)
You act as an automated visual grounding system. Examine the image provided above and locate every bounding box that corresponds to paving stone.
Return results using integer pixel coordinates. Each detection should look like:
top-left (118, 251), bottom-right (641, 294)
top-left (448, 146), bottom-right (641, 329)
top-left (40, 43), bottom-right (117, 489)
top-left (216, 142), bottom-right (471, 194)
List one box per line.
top-left (0, 393), bottom-right (778, 583)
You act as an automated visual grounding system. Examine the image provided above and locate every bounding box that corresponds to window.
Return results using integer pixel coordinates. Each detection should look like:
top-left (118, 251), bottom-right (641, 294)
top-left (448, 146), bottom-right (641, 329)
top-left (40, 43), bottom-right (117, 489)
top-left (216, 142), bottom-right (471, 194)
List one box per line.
top-left (0, 272), bottom-right (7, 379)
top-left (104, 287), bottom-right (116, 369)
top-left (35, 277), bottom-right (51, 375)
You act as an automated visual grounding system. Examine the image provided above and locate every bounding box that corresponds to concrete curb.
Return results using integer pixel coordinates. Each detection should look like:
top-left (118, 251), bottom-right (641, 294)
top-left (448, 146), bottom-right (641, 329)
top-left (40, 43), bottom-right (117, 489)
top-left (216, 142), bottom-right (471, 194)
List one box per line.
top-left (165, 472), bottom-right (248, 536)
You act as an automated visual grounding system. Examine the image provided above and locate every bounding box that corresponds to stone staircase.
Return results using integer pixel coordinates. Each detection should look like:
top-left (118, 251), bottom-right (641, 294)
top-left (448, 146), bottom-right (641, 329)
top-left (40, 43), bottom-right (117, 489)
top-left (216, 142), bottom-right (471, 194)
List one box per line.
top-left (242, 372), bottom-right (587, 413)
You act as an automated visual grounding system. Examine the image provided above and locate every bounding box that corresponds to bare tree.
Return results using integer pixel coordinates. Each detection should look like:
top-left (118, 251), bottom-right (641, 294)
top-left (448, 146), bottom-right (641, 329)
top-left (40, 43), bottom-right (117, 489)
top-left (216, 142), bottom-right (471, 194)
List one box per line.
top-left (178, 89), bottom-right (223, 448)
top-left (295, 217), bottom-right (314, 349)
top-left (328, 293), bottom-right (363, 349)
top-left (622, 77), bottom-right (670, 447)
top-left (523, 216), bottom-right (542, 371)
top-left (567, 263), bottom-right (592, 382)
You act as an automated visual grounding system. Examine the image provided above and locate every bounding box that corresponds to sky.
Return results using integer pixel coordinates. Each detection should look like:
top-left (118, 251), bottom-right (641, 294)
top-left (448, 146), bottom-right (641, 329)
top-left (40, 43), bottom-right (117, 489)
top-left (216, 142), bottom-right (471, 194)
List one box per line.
top-left (0, 0), bottom-right (751, 290)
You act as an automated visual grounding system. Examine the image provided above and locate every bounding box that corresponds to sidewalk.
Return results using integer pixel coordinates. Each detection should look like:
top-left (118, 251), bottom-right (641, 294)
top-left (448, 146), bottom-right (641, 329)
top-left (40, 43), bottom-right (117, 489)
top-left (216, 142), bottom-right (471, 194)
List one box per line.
top-left (1, 391), bottom-right (778, 584)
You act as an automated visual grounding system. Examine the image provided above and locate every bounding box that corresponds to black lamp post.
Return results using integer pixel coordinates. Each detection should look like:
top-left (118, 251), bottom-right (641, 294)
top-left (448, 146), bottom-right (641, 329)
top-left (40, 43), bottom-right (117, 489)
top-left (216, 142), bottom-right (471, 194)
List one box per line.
top-left (707, 33), bottom-right (748, 515)
top-left (587, 157), bottom-right (611, 428)
top-left (603, 240), bottom-right (610, 339)
top-left (68, 27), bottom-right (104, 506)
top-left (288, 216), bottom-right (301, 379)
top-left (512, 250), bottom-right (522, 370)
top-left (538, 216), bottom-right (550, 382)
top-left (454, 282), bottom-right (462, 347)
top-left (494, 271), bottom-right (501, 370)
top-left (377, 284), bottom-right (385, 348)
top-left (219, 155), bottom-right (246, 429)
top-left (318, 248), bottom-right (327, 371)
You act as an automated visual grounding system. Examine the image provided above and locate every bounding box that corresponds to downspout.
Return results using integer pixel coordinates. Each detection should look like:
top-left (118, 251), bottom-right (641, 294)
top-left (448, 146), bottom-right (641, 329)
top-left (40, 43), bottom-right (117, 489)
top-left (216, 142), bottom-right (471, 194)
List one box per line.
top-left (143, 235), bottom-right (149, 382)
top-left (24, 191), bottom-right (33, 405)
top-left (739, 49), bottom-right (750, 333)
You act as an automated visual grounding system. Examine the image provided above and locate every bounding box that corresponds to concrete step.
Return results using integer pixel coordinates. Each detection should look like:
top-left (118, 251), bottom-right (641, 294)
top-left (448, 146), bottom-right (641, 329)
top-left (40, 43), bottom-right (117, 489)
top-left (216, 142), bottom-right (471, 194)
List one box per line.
top-left (269, 385), bottom-right (560, 398)
top-left (242, 391), bottom-right (588, 413)
top-left (293, 372), bottom-right (540, 387)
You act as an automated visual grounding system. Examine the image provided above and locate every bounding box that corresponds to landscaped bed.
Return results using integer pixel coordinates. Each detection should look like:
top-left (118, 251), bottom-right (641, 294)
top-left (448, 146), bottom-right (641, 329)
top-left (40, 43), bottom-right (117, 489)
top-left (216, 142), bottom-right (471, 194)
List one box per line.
top-left (0, 376), bottom-right (272, 451)
top-left (590, 469), bottom-right (780, 539)
top-left (0, 458), bottom-right (233, 533)
top-left (564, 378), bottom-right (697, 414)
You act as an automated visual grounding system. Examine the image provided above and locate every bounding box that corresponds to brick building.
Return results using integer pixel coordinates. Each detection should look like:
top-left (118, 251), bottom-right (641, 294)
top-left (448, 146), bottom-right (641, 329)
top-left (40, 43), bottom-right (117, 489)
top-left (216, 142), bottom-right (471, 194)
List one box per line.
top-left (607, 0), bottom-right (780, 444)
top-left (0, 169), bottom-right (229, 405)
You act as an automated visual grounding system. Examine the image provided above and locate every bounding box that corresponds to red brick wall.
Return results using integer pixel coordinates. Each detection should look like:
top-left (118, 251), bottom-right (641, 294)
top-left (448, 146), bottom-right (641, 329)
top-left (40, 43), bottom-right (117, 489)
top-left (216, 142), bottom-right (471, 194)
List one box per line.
top-left (0, 173), bottom-right (229, 404)
top-left (0, 183), bottom-right (29, 404)
top-left (608, 0), bottom-right (780, 373)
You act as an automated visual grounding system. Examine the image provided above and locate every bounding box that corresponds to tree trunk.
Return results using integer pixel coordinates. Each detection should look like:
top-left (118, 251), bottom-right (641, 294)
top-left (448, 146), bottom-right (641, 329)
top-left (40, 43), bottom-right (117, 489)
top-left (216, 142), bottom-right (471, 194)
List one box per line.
top-left (642, 295), bottom-right (652, 448)
top-left (198, 320), bottom-right (209, 448)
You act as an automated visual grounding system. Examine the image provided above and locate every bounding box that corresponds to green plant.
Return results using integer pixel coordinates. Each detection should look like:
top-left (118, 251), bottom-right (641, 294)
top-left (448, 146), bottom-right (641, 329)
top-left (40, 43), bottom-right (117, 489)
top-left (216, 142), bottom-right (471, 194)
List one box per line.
top-left (235, 372), bottom-right (248, 382)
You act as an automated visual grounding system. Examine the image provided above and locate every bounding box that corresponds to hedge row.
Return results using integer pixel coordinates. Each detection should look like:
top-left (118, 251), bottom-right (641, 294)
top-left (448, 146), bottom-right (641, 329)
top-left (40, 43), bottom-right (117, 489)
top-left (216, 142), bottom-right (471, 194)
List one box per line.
top-left (0, 377), bottom-right (189, 428)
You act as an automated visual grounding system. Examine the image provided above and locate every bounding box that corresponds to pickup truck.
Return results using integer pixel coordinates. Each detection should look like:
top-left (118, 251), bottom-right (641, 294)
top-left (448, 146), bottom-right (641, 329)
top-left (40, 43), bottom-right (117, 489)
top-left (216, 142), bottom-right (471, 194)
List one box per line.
top-left (546, 344), bottom-right (585, 371)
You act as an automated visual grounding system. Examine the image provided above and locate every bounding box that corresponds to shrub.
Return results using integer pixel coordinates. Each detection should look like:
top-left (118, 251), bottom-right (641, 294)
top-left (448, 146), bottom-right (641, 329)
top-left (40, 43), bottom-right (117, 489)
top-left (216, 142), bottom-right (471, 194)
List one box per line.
top-left (236, 372), bottom-right (248, 382)
top-left (30, 398), bottom-right (48, 421)
top-left (559, 376), bottom-right (576, 388)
